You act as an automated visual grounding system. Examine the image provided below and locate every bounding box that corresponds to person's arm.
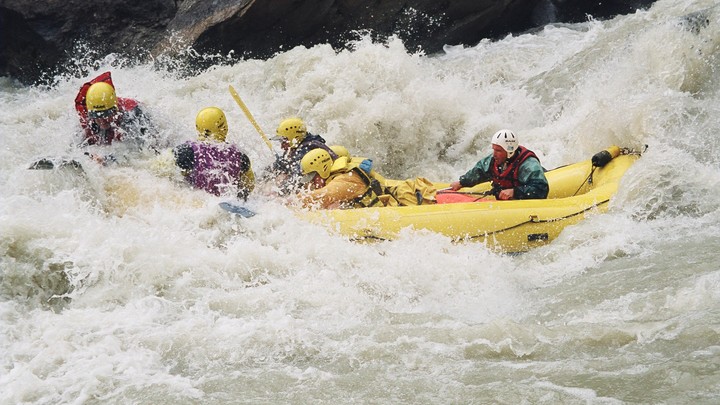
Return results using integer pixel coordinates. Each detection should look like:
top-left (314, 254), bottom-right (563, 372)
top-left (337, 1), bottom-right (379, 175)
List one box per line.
top-left (124, 105), bottom-right (159, 151)
top-left (299, 171), bottom-right (366, 209)
top-left (235, 157), bottom-right (255, 200)
top-left (173, 143), bottom-right (194, 172)
top-left (270, 154), bottom-right (291, 175)
top-left (514, 157), bottom-right (549, 199)
top-left (458, 155), bottom-right (493, 188)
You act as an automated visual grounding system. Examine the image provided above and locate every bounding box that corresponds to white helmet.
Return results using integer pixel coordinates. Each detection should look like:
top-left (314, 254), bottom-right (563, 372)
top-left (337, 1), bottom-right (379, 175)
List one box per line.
top-left (491, 129), bottom-right (519, 158)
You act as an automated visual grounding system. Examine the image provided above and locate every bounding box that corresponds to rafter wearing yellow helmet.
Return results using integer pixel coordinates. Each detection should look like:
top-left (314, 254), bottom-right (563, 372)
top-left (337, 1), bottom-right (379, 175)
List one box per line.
top-left (195, 107), bottom-right (229, 142)
top-left (74, 71), bottom-right (157, 164)
top-left (297, 149), bottom-right (384, 210)
top-left (173, 107), bottom-right (255, 199)
top-left (267, 117), bottom-right (338, 195)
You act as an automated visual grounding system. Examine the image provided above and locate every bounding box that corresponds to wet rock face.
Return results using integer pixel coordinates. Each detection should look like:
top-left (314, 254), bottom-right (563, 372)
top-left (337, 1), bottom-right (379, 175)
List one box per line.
top-left (180, 0), bottom-right (540, 59)
top-left (0, 0), bottom-right (656, 84)
top-left (549, 0), bottom-right (657, 23)
top-left (1, 0), bottom-right (178, 83)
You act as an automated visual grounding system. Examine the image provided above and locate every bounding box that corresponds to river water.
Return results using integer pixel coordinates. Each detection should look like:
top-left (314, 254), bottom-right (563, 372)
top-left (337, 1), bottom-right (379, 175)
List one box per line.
top-left (2, 0), bottom-right (720, 403)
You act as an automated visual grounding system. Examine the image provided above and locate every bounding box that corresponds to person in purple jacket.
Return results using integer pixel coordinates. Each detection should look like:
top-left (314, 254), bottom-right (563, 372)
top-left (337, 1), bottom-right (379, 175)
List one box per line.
top-left (173, 107), bottom-right (255, 199)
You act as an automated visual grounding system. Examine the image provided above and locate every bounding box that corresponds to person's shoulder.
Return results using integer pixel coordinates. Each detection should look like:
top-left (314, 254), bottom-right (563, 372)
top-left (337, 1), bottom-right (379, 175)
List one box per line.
top-left (330, 170), bottom-right (361, 182)
top-left (173, 140), bottom-right (194, 152)
top-left (227, 142), bottom-right (250, 155)
top-left (304, 133), bottom-right (328, 143)
top-left (477, 153), bottom-right (493, 165)
top-left (117, 97), bottom-right (140, 111)
top-left (519, 155), bottom-right (545, 171)
top-left (520, 147), bottom-right (541, 161)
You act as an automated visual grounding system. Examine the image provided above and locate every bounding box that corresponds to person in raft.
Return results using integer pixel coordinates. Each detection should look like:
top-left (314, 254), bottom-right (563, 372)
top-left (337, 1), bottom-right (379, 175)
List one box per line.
top-left (448, 129), bottom-right (549, 200)
top-left (267, 117), bottom-right (338, 194)
top-left (74, 71), bottom-right (157, 164)
top-left (294, 148), bottom-right (383, 209)
top-left (172, 107), bottom-right (255, 199)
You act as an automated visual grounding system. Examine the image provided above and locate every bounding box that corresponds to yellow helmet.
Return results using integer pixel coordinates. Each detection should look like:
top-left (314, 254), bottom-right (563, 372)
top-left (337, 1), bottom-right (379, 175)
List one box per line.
top-left (329, 145), bottom-right (350, 158)
top-left (301, 149), bottom-right (333, 179)
top-left (196, 107), bottom-right (228, 142)
top-left (86, 82), bottom-right (117, 113)
top-left (276, 117), bottom-right (307, 148)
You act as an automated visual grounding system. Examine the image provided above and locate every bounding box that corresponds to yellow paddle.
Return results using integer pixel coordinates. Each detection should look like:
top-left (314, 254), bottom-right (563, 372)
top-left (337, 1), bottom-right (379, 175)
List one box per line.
top-left (228, 85), bottom-right (274, 152)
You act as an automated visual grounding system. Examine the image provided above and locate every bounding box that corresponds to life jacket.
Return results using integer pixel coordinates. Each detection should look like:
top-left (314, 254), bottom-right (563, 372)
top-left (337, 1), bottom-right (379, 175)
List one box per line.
top-left (280, 134), bottom-right (338, 176)
top-left (74, 71), bottom-right (139, 145)
top-left (180, 141), bottom-right (252, 196)
top-left (326, 157), bottom-right (384, 208)
top-left (489, 145), bottom-right (539, 195)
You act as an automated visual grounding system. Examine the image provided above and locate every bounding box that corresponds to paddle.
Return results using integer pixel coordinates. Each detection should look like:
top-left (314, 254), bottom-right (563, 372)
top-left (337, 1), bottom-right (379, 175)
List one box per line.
top-left (219, 201), bottom-right (256, 218)
top-left (228, 85), bottom-right (274, 152)
top-left (436, 189), bottom-right (496, 197)
top-left (223, 85), bottom-right (281, 217)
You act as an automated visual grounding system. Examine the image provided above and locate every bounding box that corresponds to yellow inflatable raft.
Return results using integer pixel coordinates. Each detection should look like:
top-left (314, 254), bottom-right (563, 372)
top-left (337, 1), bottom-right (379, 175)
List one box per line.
top-left (299, 146), bottom-right (641, 253)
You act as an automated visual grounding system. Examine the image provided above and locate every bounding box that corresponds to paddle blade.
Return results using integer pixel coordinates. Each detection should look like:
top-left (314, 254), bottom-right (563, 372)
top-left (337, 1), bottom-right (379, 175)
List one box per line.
top-left (228, 85), bottom-right (274, 152)
top-left (219, 202), bottom-right (256, 218)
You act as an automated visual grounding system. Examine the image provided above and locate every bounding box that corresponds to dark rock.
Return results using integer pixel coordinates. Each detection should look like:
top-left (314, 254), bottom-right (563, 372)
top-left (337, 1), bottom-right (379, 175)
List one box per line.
top-left (0, 7), bottom-right (62, 82)
top-left (0, 0), bottom-right (657, 85)
top-left (1, 0), bottom-right (177, 84)
top-left (172, 0), bottom-right (541, 60)
top-left (551, 0), bottom-right (657, 23)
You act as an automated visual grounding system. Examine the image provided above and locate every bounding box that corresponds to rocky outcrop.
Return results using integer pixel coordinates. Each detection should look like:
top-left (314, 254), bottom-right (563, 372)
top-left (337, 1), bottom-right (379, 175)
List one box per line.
top-left (1, 0), bottom-right (177, 83)
top-left (549, 0), bottom-right (659, 23)
top-left (165, 0), bottom-right (540, 61)
top-left (0, 0), bottom-right (657, 84)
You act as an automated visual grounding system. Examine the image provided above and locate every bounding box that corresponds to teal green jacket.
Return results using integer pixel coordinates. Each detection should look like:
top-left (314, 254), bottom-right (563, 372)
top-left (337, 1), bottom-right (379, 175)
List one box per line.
top-left (459, 153), bottom-right (549, 199)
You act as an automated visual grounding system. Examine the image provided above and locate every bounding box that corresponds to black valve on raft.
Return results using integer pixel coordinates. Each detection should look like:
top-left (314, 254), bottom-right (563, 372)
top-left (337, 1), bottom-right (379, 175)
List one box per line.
top-left (591, 146), bottom-right (621, 167)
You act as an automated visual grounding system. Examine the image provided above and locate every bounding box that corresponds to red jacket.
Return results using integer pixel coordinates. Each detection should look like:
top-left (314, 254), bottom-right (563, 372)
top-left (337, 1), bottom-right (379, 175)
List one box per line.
top-left (74, 71), bottom-right (140, 145)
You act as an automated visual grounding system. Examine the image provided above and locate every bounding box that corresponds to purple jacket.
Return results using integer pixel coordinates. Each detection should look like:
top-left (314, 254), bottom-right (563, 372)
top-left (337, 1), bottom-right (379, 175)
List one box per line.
top-left (175, 141), bottom-right (251, 196)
